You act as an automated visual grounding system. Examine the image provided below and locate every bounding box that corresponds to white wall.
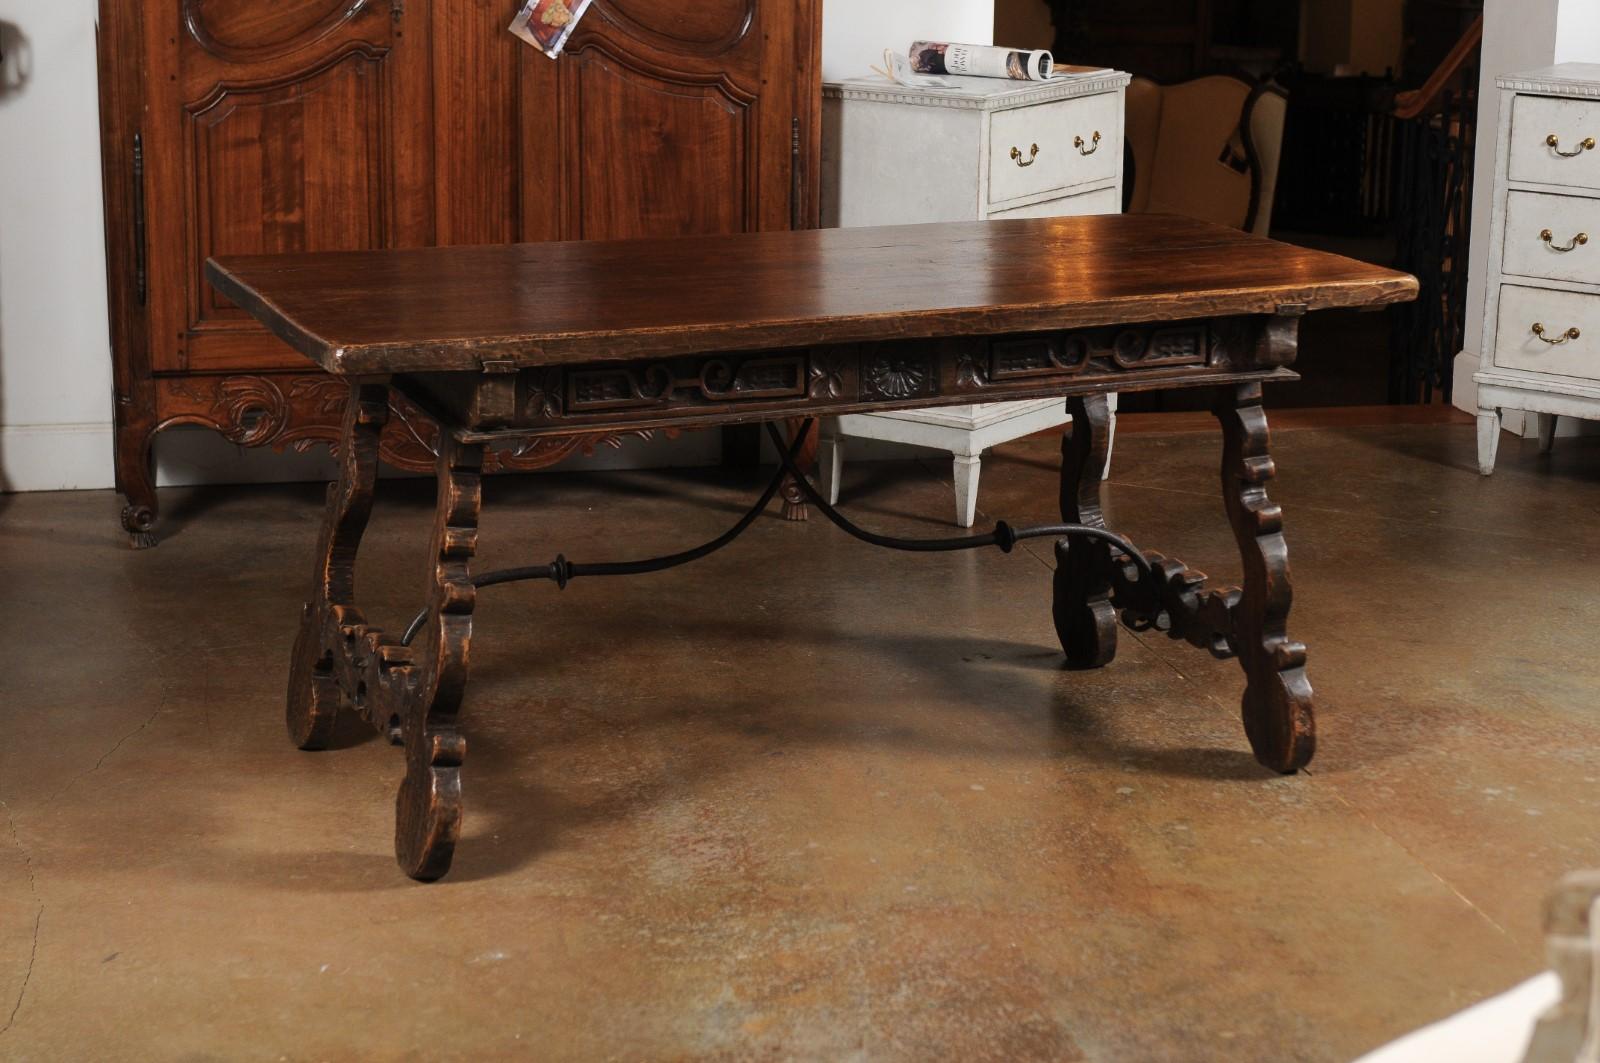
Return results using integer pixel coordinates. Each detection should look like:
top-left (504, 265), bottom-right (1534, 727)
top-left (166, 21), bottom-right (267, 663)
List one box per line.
top-left (821, 0), bottom-right (993, 83)
top-left (0, 0), bottom-right (996, 494)
top-left (1555, 3), bottom-right (1600, 63)
top-left (1458, 0), bottom-right (1600, 426)
top-left (0, 0), bottom-right (113, 491)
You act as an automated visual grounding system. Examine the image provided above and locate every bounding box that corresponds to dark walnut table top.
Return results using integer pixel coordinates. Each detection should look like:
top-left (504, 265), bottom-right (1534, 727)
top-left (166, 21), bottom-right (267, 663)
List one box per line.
top-left (206, 214), bottom-right (1418, 376)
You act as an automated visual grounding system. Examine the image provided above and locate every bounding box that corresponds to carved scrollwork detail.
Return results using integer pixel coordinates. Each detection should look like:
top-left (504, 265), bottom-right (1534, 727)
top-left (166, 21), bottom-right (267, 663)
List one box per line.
top-left (154, 373), bottom-right (648, 476)
top-left (698, 360), bottom-right (736, 397)
top-left (212, 376), bottom-right (293, 446)
top-left (183, 0), bottom-right (373, 64)
top-left (594, 0), bottom-right (756, 58)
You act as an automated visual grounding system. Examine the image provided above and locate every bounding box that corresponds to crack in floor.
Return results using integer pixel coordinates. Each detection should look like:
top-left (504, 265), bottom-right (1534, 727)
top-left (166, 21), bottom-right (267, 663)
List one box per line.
top-left (48, 693), bottom-right (170, 806)
top-left (0, 801), bottom-right (41, 1038)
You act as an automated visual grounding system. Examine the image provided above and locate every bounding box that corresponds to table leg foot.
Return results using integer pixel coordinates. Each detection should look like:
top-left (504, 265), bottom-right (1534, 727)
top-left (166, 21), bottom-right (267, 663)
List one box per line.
top-left (286, 381), bottom-right (389, 751)
top-left (396, 728), bottom-right (465, 882)
top-left (1053, 395), bottom-right (1118, 669)
top-left (391, 434), bottom-right (482, 881)
top-left (287, 602), bottom-right (342, 750)
top-left (1215, 383), bottom-right (1314, 774)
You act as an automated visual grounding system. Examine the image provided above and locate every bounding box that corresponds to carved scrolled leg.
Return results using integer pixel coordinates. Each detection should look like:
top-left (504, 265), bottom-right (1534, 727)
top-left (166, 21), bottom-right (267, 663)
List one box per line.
top-left (394, 433), bottom-right (482, 882)
top-left (1214, 382), bottom-right (1314, 774)
top-left (116, 420), bottom-right (160, 549)
top-left (1053, 394), bottom-right (1118, 669)
top-left (286, 381), bottom-right (390, 750)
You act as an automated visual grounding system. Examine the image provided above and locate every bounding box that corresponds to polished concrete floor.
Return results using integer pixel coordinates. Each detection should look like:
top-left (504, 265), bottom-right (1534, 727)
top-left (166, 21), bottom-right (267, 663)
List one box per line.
top-left (1, 414), bottom-right (1597, 1061)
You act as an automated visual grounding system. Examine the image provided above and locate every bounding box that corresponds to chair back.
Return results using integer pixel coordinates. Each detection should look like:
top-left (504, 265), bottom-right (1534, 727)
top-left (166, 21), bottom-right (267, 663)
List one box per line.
top-left (1125, 75), bottom-right (1288, 236)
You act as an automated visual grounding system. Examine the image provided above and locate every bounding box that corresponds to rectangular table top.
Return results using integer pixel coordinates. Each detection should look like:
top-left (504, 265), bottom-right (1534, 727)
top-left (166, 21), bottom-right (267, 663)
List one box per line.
top-left (206, 214), bottom-right (1417, 376)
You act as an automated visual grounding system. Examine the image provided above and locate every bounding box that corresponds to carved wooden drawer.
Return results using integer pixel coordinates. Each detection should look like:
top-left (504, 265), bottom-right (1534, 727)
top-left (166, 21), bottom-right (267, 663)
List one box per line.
top-left (988, 91), bottom-right (1121, 206)
top-left (400, 315), bottom-right (1294, 441)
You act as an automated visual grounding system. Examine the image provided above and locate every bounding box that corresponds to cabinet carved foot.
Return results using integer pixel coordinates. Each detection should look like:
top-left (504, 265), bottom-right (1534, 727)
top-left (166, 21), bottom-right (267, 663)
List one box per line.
top-left (116, 422), bottom-right (160, 549)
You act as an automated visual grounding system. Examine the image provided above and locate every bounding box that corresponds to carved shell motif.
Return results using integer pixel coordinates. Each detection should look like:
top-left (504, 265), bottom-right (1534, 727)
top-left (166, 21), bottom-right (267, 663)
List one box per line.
top-left (864, 356), bottom-right (931, 400)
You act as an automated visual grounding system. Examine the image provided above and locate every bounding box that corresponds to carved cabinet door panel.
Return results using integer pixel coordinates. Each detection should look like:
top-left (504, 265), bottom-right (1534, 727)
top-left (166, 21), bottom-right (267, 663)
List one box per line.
top-left (518, 0), bottom-right (823, 242)
top-left (140, 0), bottom-right (435, 373)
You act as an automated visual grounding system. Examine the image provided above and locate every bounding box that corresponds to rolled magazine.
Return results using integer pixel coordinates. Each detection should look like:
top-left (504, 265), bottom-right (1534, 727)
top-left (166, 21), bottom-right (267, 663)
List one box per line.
top-left (909, 41), bottom-right (1053, 82)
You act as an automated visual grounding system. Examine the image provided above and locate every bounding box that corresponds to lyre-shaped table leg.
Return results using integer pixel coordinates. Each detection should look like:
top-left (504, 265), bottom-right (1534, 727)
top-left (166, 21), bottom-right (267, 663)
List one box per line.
top-left (1053, 394), bottom-right (1119, 669)
top-left (1214, 382), bottom-right (1315, 773)
top-left (286, 380), bottom-right (390, 751)
top-left (394, 434), bottom-right (483, 881)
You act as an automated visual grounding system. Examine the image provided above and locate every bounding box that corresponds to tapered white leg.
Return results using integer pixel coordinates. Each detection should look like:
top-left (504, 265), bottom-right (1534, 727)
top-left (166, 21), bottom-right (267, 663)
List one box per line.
top-left (1477, 409), bottom-right (1501, 475)
top-left (1102, 408), bottom-right (1118, 481)
top-left (818, 421), bottom-right (843, 505)
top-left (1537, 413), bottom-right (1559, 454)
top-left (953, 453), bottom-right (981, 528)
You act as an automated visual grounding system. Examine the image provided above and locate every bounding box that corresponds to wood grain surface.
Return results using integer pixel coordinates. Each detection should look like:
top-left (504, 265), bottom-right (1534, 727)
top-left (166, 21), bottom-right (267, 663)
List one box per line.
top-left (207, 214), bottom-right (1418, 375)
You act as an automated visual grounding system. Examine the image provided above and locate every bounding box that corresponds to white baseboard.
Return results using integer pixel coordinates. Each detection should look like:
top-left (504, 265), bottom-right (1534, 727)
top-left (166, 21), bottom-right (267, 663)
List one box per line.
top-left (0, 421), bottom-right (729, 494)
top-left (0, 422), bottom-right (115, 492)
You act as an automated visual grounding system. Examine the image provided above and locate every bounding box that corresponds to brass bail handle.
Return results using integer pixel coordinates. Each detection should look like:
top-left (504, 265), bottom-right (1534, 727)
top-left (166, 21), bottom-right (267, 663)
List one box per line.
top-left (1010, 143), bottom-right (1040, 167)
top-left (1532, 322), bottom-right (1582, 345)
top-left (1541, 228), bottom-right (1589, 252)
top-left (1074, 131), bottom-right (1102, 155)
top-left (1547, 133), bottom-right (1596, 157)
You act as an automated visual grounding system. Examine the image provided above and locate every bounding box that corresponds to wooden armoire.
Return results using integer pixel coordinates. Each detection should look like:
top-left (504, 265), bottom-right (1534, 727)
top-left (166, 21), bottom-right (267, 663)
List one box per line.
top-left (97, 0), bottom-right (822, 544)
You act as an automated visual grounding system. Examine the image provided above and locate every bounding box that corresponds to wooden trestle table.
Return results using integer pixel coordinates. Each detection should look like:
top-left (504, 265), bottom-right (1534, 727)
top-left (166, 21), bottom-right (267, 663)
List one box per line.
top-left (207, 214), bottom-right (1417, 881)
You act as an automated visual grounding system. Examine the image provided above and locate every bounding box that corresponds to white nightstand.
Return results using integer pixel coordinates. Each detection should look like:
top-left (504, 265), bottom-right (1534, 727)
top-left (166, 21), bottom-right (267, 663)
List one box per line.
top-left (1476, 64), bottom-right (1600, 474)
top-left (821, 71), bottom-right (1131, 526)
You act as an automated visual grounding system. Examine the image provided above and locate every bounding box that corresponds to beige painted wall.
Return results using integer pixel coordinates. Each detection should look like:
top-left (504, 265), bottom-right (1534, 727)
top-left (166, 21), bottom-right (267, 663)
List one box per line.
top-left (1300, 0), bottom-right (1403, 76)
top-left (994, 0), bottom-right (1055, 52)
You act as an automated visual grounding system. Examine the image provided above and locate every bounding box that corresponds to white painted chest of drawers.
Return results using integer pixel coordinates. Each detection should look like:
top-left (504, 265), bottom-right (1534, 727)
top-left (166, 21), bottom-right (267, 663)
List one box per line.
top-left (1476, 64), bottom-right (1600, 473)
top-left (820, 71), bottom-right (1130, 525)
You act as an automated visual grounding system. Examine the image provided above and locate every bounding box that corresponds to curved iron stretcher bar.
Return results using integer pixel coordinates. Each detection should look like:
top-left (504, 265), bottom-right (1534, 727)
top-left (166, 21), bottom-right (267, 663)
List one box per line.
top-left (398, 419), bottom-right (1152, 647)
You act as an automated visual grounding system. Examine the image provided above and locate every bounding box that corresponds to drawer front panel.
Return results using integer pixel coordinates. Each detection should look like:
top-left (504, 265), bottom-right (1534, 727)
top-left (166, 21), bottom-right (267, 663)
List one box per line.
top-left (1503, 190), bottom-right (1600, 283)
top-left (989, 92), bottom-right (1120, 205)
top-left (1510, 94), bottom-right (1600, 189)
top-left (1494, 284), bottom-right (1600, 380)
top-left (986, 184), bottom-right (1120, 219)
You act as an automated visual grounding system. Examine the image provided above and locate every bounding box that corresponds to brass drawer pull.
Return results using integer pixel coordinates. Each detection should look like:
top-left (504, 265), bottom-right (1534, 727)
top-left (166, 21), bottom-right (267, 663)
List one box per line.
top-left (1010, 143), bottom-right (1040, 167)
top-left (1074, 131), bottom-right (1102, 156)
top-left (1532, 322), bottom-right (1581, 344)
top-left (1546, 133), bottom-right (1596, 157)
top-left (1541, 228), bottom-right (1589, 252)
